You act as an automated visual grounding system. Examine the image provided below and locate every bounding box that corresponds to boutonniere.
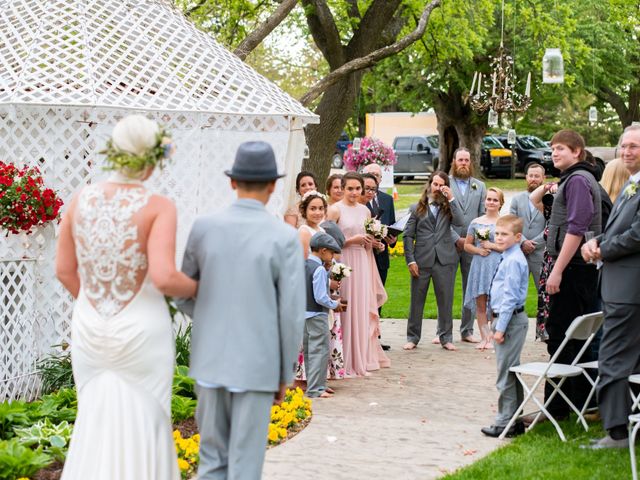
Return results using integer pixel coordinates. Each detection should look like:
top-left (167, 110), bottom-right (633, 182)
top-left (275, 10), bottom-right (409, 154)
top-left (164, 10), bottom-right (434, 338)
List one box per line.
top-left (471, 182), bottom-right (478, 191)
top-left (624, 182), bottom-right (638, 199)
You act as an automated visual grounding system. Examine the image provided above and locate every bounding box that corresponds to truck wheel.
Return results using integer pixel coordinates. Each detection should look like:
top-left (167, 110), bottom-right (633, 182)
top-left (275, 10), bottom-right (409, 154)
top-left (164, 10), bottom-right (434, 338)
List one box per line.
top-left (331, 153), bottom-right (343, 169)
top-left (394, 176), bottom-right (403, 184)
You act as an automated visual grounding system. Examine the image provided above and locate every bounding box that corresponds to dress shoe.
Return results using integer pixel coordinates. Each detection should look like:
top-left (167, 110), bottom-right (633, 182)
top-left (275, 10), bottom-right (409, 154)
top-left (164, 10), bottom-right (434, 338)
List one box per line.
top-left (583, 435), bottom-right (628, 450)
top-left (481, 422), bottom-right (525, 438)
top-left (381, 344), bottom-right (391, 351)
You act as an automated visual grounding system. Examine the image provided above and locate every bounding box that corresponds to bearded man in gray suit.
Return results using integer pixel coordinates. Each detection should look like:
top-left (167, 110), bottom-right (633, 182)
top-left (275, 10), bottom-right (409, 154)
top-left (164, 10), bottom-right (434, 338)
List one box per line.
top-left (510, 163), bottom-right (546, 289)
top-left (177, 141), bottom-right (305, 479)
top-left (449, 148), bottom-right (486, 343)
top-left (582, 125), bottom-right (640, 449)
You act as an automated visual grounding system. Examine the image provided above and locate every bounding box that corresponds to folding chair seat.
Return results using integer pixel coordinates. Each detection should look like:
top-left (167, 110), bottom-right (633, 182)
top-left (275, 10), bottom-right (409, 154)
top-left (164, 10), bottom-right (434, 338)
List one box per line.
top-left (630, 374), bottom-right (640, 413)
top-left (630, 413), bottom-right (640, 480)
top-left (499, 312), bottom-right (604, 441)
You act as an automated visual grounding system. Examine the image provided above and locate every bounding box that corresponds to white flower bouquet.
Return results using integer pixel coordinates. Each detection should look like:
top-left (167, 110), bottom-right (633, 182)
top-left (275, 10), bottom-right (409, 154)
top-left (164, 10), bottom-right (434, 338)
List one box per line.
top-left (476, 227), bottom-right (491, 241)
top-left (364, 217), bottom-right (388, 239)
top-left (330, 262), bottom-right (352, 281)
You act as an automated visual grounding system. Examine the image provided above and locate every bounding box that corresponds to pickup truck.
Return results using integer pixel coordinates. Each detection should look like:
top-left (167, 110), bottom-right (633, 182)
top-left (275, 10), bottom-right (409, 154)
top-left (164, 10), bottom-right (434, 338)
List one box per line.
top-left (391, 135), bottom-right (437, 182)
top-left (331, 132), bottom-right (353, 168)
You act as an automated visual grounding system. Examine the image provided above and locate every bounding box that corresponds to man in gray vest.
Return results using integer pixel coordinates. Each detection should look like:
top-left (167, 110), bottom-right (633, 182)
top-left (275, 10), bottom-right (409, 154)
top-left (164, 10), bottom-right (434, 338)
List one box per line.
top-left (509, 163), bottom-right (546, 290)
top-left (178, 141), bottom-right (305, 479)
top-left (449, 148), bottom-right (486, 343)
top-left (542, 129), bottom-right (601, 421)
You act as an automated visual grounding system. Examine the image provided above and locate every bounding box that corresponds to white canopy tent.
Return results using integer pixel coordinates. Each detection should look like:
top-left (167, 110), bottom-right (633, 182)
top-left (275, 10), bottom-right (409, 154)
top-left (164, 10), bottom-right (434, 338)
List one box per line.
top-left (0, 0), bottom-right (318, 400)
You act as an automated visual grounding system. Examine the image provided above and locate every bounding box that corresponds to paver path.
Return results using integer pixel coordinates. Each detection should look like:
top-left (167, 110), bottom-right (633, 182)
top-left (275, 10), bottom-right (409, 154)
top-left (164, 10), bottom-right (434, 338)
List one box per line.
top-left (263, 317), bottom-right (546, 479)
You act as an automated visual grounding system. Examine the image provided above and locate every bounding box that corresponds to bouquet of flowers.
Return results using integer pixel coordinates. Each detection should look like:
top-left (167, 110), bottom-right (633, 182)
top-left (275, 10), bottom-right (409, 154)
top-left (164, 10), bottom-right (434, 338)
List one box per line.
top-left (365, 217), bottom-right (388, 240)
top-left (330, 262), bottom-right (352, 281)
top-left (476, 227), bottom-right (491, 241)
top-left (0, 161), bottom-right (63, 235)
top-left (342, 137), bottom-right (396, 171)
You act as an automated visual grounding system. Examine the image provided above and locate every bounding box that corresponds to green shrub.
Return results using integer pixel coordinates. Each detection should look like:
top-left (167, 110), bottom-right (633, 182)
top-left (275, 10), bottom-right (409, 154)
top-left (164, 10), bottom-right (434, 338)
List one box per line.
top-left (37, 349), bottom-right (74, 394)
top-left (171, 395), bottom-right (197, 423)
top-left (0, 402), bottom-right (31, 440)
top-left (174, 321), bottom-right (192, 368)
top-left (172, 366), bottom-right (195, 399)
top-left (0, 438), bottom-right (52, 479)
top-left (14, 419), bottom-right (73, 462)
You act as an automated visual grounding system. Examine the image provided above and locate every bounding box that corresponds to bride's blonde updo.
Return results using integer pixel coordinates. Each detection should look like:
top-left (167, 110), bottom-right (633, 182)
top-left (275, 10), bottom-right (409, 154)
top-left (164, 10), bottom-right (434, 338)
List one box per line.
top-left (102, 114), bottom-right (175, 175)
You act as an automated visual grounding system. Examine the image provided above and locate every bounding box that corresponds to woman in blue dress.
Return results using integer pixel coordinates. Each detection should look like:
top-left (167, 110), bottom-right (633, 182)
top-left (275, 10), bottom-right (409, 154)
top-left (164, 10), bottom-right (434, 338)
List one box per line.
top-left (463, 187), bottom-right (505, 350)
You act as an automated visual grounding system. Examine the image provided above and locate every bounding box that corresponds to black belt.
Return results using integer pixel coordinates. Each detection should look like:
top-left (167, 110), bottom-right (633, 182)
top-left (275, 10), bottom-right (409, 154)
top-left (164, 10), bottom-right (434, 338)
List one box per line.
top-left (492, 306), bottom-right (524, 318)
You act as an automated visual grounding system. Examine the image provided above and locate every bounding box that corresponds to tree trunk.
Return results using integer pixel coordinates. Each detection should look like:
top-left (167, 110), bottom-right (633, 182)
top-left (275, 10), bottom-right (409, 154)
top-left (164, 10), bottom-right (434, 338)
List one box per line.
top-left (303, 72), bottom-right (363, 189)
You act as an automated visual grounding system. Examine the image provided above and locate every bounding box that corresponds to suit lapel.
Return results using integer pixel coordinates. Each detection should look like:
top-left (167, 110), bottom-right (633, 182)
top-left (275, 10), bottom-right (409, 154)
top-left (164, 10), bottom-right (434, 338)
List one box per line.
top-left (606, 181), bottom-right (632, 230)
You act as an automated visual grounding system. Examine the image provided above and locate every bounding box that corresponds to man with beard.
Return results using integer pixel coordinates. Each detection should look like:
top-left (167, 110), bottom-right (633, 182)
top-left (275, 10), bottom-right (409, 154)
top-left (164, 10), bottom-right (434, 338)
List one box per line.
top-left (509, 163), bottom-right (546, 290)
top-left (449, 148), bottom-right (486, 344)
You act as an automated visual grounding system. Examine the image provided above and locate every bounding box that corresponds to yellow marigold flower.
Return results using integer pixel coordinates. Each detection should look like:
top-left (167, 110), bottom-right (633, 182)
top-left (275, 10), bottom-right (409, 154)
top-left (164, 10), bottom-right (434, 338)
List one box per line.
top-left (268, 429), bottom-right (279, 442)
top-left (177, 458), bottom-right (190, 471)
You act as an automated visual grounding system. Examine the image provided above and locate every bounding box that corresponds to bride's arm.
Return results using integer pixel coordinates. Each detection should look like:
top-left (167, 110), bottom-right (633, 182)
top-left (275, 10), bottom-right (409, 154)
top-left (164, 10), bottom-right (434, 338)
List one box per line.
top-left (147, 198), bottom-right (198, 298)
top-left (55, 196), bottom-right (80, 298)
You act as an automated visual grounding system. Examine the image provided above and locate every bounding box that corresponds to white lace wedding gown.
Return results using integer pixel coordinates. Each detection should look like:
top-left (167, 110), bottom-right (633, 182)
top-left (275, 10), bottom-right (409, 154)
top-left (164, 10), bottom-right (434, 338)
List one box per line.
top-left (61, 183), bottom-right (179, 480)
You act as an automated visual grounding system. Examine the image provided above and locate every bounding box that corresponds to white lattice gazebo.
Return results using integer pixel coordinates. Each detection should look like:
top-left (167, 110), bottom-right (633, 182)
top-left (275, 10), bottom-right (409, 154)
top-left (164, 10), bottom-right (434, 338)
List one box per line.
top-left (0, 0), bottom-right (318, 400)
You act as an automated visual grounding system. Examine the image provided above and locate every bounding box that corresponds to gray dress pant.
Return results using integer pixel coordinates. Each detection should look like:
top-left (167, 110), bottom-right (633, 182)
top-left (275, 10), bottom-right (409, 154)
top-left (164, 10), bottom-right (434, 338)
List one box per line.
top-left (494, 311), bottom-right (529, 426)
top-left (407, 261), bottom-right (456, 345)
top-left (457, 250), bottom-right (475, 338)
top-left (597, 302), bottom-right (640, 430)
top-left (303, 313), bottom-right (330, 397)
top-left (526, 256), bottom-right (542, 292)
top-left (195, 385), bottom-right (273, 480)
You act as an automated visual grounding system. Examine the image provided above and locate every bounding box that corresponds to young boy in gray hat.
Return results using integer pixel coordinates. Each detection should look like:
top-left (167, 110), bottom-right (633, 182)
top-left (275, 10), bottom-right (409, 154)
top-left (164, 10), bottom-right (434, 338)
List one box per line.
top-left (305, 232), bottom-right (346, 398)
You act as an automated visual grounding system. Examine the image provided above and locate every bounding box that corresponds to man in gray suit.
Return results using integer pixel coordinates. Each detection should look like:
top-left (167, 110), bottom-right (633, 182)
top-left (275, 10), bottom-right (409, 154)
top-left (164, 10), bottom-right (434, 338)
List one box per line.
top-left (178, 141), bottom-right (305, 478)
top-left (449, 148), bottom-right (486, 343)
top-left (582, 125), bottom-right (640, 449)
top-left (509, 163), bottom-right (546, 289)
top-left (404, 172), bottom-right (463, 350)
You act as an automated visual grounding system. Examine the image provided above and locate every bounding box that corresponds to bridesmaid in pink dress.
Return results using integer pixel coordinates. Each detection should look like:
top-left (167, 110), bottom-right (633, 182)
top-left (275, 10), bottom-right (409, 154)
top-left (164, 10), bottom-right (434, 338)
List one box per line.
top-left (327, 172), bottom-right (390, 377)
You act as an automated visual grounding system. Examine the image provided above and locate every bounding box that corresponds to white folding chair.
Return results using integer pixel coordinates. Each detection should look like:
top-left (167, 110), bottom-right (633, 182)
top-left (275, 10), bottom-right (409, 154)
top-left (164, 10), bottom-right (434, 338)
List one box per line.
top-left (499, 312), bottom-right (604, 441)
top-left (631, 413), bottom-right (640, 480)
top-left (577, 360), bottom-right (599, 418)
top-left (630, 374), bottom-right (640, 413)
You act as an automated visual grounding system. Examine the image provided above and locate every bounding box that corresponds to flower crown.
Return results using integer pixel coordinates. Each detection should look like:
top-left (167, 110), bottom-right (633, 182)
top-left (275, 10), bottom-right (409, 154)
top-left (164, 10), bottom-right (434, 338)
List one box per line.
top-left (301, 190), bottom-right (327, 202)
top-left (101, 127), bottom-right (176, 174)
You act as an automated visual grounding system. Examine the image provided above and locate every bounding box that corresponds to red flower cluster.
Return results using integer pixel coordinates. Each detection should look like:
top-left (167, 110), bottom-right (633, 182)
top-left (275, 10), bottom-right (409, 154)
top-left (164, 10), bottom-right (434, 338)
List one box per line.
top-left (0, 161), bottom-right (63, 235)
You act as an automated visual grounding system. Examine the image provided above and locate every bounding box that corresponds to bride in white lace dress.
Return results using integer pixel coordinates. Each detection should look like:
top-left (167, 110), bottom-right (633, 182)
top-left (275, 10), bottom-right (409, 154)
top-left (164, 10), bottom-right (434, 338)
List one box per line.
top-left (55, 115), bottom-right (197, 480)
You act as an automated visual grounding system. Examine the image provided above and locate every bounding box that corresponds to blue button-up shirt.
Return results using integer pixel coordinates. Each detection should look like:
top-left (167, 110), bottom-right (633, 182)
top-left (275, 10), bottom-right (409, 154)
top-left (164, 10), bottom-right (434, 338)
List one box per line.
top-left (305, 254), bottom-right (339, 319)
top-left (490, 243), bottom-right (529, 332)
top-left (455, 178), bottom-right (470, 196)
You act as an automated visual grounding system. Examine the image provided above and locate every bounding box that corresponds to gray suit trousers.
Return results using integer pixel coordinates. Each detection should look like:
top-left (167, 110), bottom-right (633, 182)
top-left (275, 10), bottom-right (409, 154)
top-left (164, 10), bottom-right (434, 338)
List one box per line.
top-left (494, 312), bottom-right (529, 426)
top-left (303, 313), bottom-right (330, 397)
top-left (525, 252), bottom-right (543, 292)
top-left (597, 301), bottom-right (640, 430)
top-left (407, 261), bottom-right (456, 344)
top-left (457, 251), bottom-right (475, 337)
top-left (195, 385), bottom-right (273, 480)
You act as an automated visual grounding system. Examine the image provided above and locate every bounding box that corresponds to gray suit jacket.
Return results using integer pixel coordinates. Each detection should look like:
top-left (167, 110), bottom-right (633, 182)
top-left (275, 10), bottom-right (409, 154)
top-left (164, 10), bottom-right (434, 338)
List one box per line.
top-left (510, 191), bottom-right (545, 262)
top-left (404, 199), bottom-right (464, 267)
top-left (449, 176), bottom-right (486, 242)
top-left (599, 181), bottom-right (640, 305)
top-left (177, 199), bottom-right (305, 392)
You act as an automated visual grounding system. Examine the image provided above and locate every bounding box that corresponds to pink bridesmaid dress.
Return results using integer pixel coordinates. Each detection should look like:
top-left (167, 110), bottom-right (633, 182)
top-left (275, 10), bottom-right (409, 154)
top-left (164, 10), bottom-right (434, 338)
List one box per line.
top-left (336, 201), bottom-right (390, 377)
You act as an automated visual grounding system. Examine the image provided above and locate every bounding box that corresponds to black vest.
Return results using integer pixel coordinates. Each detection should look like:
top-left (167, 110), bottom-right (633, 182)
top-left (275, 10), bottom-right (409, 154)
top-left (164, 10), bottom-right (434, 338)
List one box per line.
top-left (305, 258), bottom-right (328, 313)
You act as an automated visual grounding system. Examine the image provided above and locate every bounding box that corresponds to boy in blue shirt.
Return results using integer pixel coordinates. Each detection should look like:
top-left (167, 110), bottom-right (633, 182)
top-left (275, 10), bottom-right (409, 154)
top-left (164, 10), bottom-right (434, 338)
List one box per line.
top-left (304, 233), bottom-right (346, 398)
top-left (481, 214), bottom-right (529, 437)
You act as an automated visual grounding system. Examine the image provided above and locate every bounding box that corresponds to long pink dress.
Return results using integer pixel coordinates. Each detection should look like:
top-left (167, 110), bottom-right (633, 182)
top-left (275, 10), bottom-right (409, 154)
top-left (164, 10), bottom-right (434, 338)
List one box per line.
top-left (336, 201), bottom-right (390, 376)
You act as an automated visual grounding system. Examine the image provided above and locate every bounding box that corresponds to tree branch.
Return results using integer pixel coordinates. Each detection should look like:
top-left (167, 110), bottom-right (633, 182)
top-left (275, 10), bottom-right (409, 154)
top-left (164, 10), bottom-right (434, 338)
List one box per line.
top-left (596, 85), bottom-right (630, 125)
top-left (233, 0), bottom-right (299, 60)
top-left (347, 0), bottom-right (402, 57)
top-left (299, 0), bottom-right (441, 106)
top-left (302, 0), bottom-right (345, 69)
top-left (345, 0), bottom-right (360, 20)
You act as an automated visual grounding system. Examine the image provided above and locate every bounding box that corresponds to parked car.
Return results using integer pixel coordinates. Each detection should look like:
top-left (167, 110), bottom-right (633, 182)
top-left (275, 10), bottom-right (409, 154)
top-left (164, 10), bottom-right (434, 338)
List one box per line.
top-left (496, 134), bottom-right (555, 175)
top-left (391, 135), bottom-right (437, 182)
top-left (480, 135), bottom-right (514, 178)
top-left (331, 132), bottom-right (353, 168)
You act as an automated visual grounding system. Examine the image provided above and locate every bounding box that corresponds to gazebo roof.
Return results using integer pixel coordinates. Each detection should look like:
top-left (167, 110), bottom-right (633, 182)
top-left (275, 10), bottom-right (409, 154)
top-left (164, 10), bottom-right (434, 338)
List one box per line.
top-left (0, 0), bottom-right (317, 120)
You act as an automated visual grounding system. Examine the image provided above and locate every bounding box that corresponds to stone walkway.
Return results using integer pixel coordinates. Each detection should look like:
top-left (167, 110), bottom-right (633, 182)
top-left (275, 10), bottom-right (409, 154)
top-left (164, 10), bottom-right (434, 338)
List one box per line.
top-left (263, 318), bottom-right (547, 479)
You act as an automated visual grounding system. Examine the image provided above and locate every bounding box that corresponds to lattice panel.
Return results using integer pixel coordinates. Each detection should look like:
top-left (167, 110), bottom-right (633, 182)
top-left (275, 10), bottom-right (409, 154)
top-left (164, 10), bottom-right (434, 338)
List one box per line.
top-left (0, 105), bottom-right (305, 400)
top-left (0, 0), bottom-right (316, 120)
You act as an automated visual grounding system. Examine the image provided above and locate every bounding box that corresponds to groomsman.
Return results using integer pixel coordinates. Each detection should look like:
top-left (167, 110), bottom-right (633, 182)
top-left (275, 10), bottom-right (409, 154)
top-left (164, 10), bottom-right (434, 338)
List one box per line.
top-left (178, 142), bottom-right (305, 478)
top-left (510, 163), bottom-right (546, 290)
top-left (582, 125), bottom-right (640, 449)
top-left (449, 148), bottom-right (486, 343)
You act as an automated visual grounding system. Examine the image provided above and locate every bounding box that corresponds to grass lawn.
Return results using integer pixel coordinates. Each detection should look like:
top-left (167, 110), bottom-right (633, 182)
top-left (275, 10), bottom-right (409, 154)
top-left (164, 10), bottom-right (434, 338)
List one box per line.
top-left (382, 254), bottom-right (538, 320)
top-left (442, 418), bottom-right (632, 479)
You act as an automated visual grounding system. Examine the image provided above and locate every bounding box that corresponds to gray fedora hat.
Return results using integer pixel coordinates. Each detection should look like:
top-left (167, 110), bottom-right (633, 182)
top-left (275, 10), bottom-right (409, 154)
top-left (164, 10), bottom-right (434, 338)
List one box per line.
top-left (225, 141), bottom-right (285, 181)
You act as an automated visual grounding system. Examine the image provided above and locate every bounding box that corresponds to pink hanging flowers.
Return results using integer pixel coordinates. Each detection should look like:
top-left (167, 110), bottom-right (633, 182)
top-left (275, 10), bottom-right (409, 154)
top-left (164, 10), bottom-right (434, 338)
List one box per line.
top-left (342, 137), bottom-right (396, 171)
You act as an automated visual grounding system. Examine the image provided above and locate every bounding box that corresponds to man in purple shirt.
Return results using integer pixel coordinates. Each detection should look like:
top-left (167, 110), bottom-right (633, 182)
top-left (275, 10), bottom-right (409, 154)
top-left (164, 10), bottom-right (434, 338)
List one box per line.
top-left (537, 129), bottom-right (601, 422)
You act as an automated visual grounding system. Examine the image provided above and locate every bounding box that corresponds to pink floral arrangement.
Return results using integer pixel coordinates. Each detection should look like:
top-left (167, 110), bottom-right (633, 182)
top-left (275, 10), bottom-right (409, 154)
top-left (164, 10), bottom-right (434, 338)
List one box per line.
top-left (342, 137), bottom-right (396, 171)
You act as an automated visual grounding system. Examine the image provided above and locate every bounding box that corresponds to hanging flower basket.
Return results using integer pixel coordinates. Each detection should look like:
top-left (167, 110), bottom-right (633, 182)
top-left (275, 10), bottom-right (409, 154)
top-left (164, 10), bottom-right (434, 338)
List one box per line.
top-left (342, 137), bottom-right (396, 171)
top-left (0, 162), bottom-right (63, 235)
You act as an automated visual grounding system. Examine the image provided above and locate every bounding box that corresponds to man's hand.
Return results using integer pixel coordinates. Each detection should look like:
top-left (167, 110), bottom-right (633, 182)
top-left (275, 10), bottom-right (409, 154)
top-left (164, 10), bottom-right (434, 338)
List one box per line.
top-left (493, 331), bottom-right (505, 344)
top-left (455, 238), bottom-right (465, 252)
top-left (581, 238), bottom-right (601, 263)
top-left (546, 268), bottom-right (562, 295)
top-left (274, 383), bottom-right (287, 404)
top-left (329, 279), bottom-right (341, 291)
top-left (521, 240), bottom-right (537, 255)
top-left (408, 263), bottom-right (419, 278)
top-left (384, 234), bottom-right (397, 245)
